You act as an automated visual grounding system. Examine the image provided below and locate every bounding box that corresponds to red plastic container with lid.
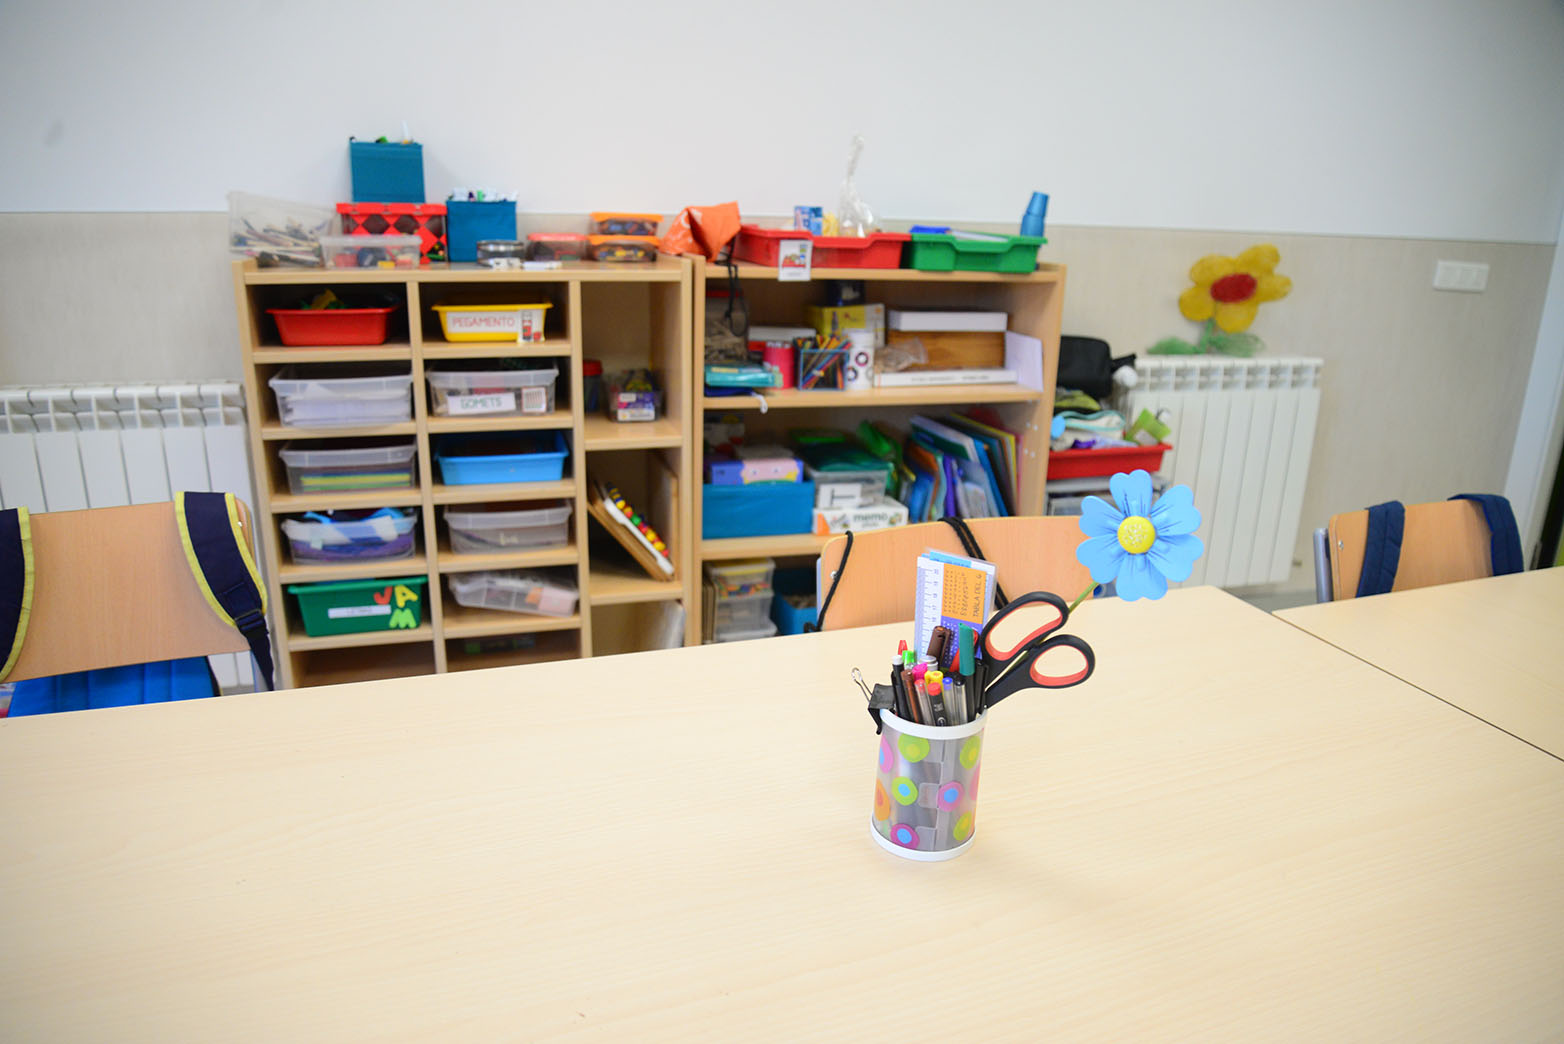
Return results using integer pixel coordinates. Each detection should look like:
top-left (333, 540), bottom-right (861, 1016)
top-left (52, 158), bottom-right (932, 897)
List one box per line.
top-left (1047, 443), bottom-right (1172, 480)
top-left (732, 226), bottom-right (910, 269)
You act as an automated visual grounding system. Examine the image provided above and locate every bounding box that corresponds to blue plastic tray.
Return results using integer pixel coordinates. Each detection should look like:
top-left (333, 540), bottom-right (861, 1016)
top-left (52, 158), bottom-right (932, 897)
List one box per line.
top-left (436, 432), bottom-right (569, 485)
top-left (702, 481), bottom-right (815, 538)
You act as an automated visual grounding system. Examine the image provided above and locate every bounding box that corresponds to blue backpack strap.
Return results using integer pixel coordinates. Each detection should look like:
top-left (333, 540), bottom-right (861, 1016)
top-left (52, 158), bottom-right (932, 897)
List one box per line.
top-left (1450, 494), bottom-right (1524, 576)
top-left (174, 492), bottom-right (275, 691)
top-left (1356, 500), bottom-right (1405, 597)
top-left (0, 507), bottom-right (35, 682)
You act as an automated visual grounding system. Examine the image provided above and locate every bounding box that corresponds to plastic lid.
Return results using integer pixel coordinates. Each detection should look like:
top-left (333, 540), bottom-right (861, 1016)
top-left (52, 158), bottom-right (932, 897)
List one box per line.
top-left (583, 359), bottom-right (602, 376)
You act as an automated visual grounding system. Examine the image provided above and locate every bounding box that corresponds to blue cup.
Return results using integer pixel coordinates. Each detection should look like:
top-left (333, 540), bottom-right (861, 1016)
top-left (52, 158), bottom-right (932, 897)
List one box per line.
top-left (1021, 192), bottom-right (1049, 237)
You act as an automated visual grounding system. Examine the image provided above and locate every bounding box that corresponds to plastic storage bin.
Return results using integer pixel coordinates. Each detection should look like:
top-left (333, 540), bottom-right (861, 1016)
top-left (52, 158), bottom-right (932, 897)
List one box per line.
top-left (702, 482), bottom-right (815, 538)
top-left (706, 559), bottom-right (775, 597)
top-left (427, 367), bottom-right (559, 417)
top-left (281, 508), bottom-right (419, 563)
top-left (448, 570), bottom-right (578, 617)
top-left (475, 240), bottom-right (527, 268)
top-left (1047, 443), bottom-right (1171, 479)
top-left (228, 192), bottom-right (335, 267)
top-left (732, 226), bottom-right (910, 269)
top-left (338, 202), bottom-right (447, 263)
top-left (268, 367), bottom-right (413, 427)
top-left (431, 301), bottom-right (551, 343)
top-left (903, 232), bottom-right (1044, 273)
top-left (589, 212), bottom-right (661, 236)
top-left (712, 619), bottom-right (777, 643)
top-left (446, 200), bottom-right (518, 263)
top-left (444, 501), bottom-right (571, 553)
top-left (528, 233), bottom-right (589, 261)
top-left (319, 234), bottom-right (421, 269)
top-left (803, 464), bottom-right (891, 507)
top-left (278, 440), bottom-right (416, 494)
top-left (712, 591), bottom-right (772, 634)
top-left (349, 141), bottom-right (424, 203)
top-left (289, 576), bottom-right (428, 637)
top-left (434, 432), bottom-right (570, 485)
top-left (588, 235), bottom-right (659, 262)
top-left (267, 305), bottom-right (398, 347)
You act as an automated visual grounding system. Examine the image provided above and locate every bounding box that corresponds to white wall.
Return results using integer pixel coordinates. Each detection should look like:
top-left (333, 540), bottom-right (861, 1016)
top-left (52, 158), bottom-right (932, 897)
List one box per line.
top-left (3, 0), bottom-right (1563, 242)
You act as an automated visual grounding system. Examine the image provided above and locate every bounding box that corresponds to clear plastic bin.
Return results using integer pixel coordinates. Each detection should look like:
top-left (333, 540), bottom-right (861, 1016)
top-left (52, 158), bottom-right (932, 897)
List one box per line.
top-left (227, 191), bottom-right (335, 267)
top-left (427, 367), bottom-right (559, 417)
top-left (319, 234), bottom-right (421, 269)
top-left (278, 440), bottom-right (416, 495)
top-left (713, 619), bottom-right (778, 643)
top-left (268, 367), bottom-right (413, 427)
top-left (587, 235), bottom-right (659, 262)
top-left (705, 559), bottom-right (775, 598)
top-left (528, 233), bottom-right (589, 261)
top-left (712, 591), bottom-right (772, 633)
top-left (447, 570), bottom-right (579, 617)
top-left (444, 501), bottom-right (571, 553)
top-left (280, 509), bottom-right (419, 563)
top-left (589, 212), bottom-right (662, 236)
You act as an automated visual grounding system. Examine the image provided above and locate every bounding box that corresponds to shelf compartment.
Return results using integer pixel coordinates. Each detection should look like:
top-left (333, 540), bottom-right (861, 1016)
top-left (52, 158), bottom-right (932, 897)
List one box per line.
top-left (440, 602), bottom-right (582, 639)
top-left (700, 533), bottom-right (829, 560)
top-left (582, 414), bottom-right (682, 450)
top-left (285, 622), bottom-right (435, 652)
top-left (435, 533), bottom-right (579, 573)
top-left (251, 343), bottom-right (413, 363)
top-left (444, 629), bottom-right (581, 672)
top-left (701, 385), bottom-right (1044, 411)
top-left (430, 479), bottom-right (576, 505)
top-left (589, 563), bottom-right (683, 605)
top-left (287, 642), bottom-right (435, 687)
top-left (425, 410), bottom-right (573, 435)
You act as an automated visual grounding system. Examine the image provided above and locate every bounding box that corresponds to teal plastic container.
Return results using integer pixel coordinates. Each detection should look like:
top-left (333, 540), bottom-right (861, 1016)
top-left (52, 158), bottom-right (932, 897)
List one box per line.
top-left (904, 232), bottom-right (1045, 273)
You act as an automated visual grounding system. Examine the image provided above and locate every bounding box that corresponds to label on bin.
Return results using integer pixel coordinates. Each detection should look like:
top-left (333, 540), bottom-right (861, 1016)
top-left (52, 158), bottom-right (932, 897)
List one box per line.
top-left (327, 604), bottom-right (392, 620)
top-left (449, 391), bottom-right (517, 415)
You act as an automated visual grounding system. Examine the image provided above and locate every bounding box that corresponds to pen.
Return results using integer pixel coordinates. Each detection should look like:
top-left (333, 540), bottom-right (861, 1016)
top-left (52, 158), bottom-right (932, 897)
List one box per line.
top-left (926, 670), bottom-right (949, 727)
top-left (901, 665), bottom-right (923, 724)
top-left (890, 654), bottom-right (911, 720)
top-left (912, 664), bottom-right (933, 724)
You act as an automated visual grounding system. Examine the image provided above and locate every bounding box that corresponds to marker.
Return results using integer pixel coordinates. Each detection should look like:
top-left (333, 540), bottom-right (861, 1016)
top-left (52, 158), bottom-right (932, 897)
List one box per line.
top-left (911, 664), bottom-right (933, 724)
top-left (890, 654), bottom-right (911, 720)
top-left (926, 670), bottom-right (949, 727)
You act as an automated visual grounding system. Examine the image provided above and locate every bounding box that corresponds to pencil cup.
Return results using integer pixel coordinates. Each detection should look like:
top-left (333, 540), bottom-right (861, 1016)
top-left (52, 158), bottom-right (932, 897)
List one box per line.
top-left (870, 710), bottom-right (985, 861)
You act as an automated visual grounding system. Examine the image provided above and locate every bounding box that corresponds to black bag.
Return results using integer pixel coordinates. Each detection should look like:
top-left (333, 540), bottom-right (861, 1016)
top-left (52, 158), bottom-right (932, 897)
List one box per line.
top-left (1057, 336), bottom-right (1134, 400)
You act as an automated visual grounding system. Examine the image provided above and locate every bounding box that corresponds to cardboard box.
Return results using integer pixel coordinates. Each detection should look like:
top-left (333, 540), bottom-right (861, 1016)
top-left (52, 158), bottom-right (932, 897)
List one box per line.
top-left (812, 501), bottom-right (910, 534)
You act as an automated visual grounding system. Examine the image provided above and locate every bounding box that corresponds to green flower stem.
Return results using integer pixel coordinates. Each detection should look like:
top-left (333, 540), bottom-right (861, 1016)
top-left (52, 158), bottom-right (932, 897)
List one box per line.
top-left (1066, 579), bottom-right (1097, 614)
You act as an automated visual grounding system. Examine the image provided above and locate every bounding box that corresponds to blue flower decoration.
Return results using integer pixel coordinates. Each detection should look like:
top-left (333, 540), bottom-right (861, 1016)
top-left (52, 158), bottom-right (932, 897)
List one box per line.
top-left (1075, 470), bottom-right (1204, 601)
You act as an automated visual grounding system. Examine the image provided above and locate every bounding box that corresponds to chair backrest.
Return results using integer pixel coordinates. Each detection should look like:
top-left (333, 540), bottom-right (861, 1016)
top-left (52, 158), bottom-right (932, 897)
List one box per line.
top-left (6, 500), bottom-right (255, 682)
top-left (816, 516), bottom-right (1092, 631)
top-left (1324, 498), bottom-right (1495, 601)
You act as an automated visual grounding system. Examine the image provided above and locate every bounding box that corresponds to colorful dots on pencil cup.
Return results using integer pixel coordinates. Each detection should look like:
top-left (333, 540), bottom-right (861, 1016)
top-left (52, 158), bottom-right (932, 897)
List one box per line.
top-left (870, 709), bottom-right (985, 861)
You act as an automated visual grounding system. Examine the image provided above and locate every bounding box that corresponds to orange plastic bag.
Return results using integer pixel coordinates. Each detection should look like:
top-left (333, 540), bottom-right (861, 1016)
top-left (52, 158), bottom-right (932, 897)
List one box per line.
top-left (660, 202), bottom-right (741, 261)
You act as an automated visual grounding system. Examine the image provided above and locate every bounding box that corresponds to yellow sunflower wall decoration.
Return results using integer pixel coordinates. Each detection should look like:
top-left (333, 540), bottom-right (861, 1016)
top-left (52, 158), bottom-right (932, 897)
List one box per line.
top-left (1151, 244), bottom-right (1292, 356)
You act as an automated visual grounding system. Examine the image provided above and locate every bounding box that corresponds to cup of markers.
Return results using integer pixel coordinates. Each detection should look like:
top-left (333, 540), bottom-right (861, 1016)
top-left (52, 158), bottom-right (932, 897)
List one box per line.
top-left (864, 591), bottom-right (1097, 861)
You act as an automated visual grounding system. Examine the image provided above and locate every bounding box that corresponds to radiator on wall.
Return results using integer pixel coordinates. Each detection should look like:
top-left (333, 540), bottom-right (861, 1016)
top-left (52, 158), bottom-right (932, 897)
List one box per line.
top-left (0, 382), bottom-right (259, 689)
top-left (1116, 356), bottom-right (1323, 589)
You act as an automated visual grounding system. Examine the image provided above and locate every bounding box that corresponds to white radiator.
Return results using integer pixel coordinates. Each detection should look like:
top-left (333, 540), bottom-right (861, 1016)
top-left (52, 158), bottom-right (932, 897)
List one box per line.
top-left (1117, 356), bottom-right (1322, 588)
top-left (0, 382), bottom-right (259, 689)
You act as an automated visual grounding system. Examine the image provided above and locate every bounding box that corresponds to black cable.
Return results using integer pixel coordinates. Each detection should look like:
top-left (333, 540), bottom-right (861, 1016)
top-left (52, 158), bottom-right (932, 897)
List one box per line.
top-left (807, 530), bottom-right (853, 633)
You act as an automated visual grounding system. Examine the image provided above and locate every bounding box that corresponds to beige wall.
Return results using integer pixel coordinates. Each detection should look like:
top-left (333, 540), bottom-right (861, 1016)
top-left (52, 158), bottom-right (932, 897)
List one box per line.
top-left (0, 213), bottom-right (1552, 593)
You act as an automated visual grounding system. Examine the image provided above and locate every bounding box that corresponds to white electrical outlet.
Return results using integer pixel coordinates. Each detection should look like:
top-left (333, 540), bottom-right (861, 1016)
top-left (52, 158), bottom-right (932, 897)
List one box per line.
top-left (1433, 260), bottom-right (1490, 292)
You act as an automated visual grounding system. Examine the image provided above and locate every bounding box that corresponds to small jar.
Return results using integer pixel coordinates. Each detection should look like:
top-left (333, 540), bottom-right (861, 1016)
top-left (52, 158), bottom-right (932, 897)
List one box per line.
top-left (582, 359), bottom-right (604, 413)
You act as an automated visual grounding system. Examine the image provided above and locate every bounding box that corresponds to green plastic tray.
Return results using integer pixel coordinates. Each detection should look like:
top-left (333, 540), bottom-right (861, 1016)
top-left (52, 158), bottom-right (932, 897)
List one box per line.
top-left (905, 232), bottom-right (1045, 273)
top-left (287, 576), bottom-right (428, 636)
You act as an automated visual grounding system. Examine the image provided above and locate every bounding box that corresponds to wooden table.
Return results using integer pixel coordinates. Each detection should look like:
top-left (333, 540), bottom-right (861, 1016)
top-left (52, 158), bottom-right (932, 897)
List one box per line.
top-left (3, 587), bottom-right (1562, 1041)
top-left (1278, 567), bottom-right (1564, 760)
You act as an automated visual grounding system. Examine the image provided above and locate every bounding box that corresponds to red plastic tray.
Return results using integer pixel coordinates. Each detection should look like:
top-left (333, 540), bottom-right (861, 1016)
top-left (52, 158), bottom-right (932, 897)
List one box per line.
top-left (267, 306), bottom-right (396, 347)
top-left (733, 226), bottom-right (910, 269)
top-left (1047, 443), bottom-right (1172, 479)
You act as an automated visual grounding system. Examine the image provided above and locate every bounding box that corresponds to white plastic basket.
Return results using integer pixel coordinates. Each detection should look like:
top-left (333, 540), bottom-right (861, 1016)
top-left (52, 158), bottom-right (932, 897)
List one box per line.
top-left (268, 367), bottom-right (412, 427)
top-left (444, 501), bottom-right (571, 553)
top-left (427, 368), bottom-right (558, 417)
top-left (448, 570), bottom-right (578, 617)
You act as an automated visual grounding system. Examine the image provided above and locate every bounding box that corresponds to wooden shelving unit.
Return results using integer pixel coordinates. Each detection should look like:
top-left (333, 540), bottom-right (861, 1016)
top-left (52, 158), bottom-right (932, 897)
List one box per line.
top-left (233, 258), bottom-right (695, 688)
top-left (690, 259), bottom-right (1065, 633)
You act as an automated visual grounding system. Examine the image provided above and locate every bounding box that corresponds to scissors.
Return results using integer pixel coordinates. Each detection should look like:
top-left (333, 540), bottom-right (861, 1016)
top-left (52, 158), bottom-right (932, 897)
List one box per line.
top-left (975, 591), bottom-right (1096, 711)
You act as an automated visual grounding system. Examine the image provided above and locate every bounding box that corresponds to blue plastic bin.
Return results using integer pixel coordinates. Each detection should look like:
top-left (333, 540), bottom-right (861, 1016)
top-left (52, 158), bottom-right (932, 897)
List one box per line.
top-left (770, 567), bottom-right (817, 634)
top-left (436, 432), bottom-right (569, 485)
top-left (446, 200), bottom-right (518, 263)
top-left (5, 657), bottom-right (215, 716)
top-left (702, 482), bottom-right (815, 538)
top-left (350, 141), bottom-right (425, 203)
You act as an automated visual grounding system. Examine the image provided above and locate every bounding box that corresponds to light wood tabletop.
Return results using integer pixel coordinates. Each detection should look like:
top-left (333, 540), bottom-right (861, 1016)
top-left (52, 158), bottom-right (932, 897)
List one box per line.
top-left (3, 586), bottom-right (1562, 1041)
top-left (1278, 566), bottom-right (1564, 759)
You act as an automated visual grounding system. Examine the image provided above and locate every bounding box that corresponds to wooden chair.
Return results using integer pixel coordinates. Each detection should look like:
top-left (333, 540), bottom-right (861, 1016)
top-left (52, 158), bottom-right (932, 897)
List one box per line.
top-left (5, 500), bottom-right (260, 682)
top-left (815, 516), bottom-right (1092, 631)
top-left (1314, 498), bottom-right (1501, 602)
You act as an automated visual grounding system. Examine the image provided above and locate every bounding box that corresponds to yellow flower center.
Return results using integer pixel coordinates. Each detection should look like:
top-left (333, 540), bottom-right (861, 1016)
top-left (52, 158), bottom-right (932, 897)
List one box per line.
top-left (1117, 515), bottom-right (1156, 555)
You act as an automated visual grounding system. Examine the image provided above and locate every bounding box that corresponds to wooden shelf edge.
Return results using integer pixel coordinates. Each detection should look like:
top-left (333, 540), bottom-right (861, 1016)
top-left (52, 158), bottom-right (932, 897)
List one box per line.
top-left (700, 385), bottom-right (1045, 411)
top-left (277, 553), bottom-right (429, 585)
top-left (261, 421), bottom-right (417, 441)
top-left (419, 338), bottom-right (571, 359)
top-left (252, 344), bottom-right (413, 363)
top-left (582, 415), bottom-right (683, 451)
top-left (436, 544), bottom-right (579, 573)
top-left (440, 609), bottom-right (583, 639)
top-left (699, 533), bottom-right (829, 560)
top-left (268, 488), bottom-right (424, 514)
top-left (284, 623), bottom-right (434, 651)
top-left (430, 479), bottom-right (577, 505)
